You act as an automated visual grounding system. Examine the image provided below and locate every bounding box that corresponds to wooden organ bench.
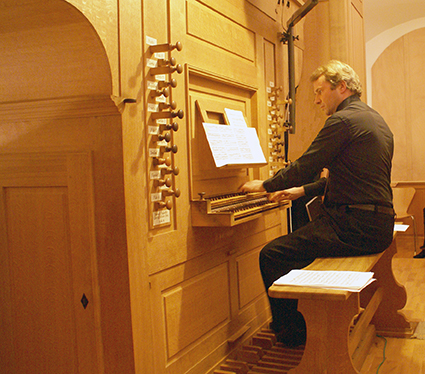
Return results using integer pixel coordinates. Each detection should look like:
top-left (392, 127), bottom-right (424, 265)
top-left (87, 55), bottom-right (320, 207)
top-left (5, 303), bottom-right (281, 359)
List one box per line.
top-left (266, 233), bottom-right (413, 373)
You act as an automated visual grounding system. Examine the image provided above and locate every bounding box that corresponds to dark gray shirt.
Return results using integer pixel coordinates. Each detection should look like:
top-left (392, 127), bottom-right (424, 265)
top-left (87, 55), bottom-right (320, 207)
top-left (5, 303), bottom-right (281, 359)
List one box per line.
top-left (263, 95), bottom-right (394, 207)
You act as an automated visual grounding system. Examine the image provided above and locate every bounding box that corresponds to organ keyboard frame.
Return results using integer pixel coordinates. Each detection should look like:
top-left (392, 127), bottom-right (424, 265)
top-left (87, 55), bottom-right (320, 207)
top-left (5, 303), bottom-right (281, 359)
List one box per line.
top-left (191, 191), bottom-right (290, 227)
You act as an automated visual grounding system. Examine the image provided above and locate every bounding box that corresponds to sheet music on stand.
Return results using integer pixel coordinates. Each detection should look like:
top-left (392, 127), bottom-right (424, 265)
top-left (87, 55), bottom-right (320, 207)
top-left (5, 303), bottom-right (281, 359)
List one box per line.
top-left (202, 108), bottom-right (267, 168)
top-left (273, 269), bottom-right (375, 292)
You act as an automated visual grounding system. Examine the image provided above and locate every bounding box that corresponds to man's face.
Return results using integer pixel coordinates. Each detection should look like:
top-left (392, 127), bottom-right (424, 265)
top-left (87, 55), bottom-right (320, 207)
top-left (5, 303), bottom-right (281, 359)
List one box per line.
top-left (313, 75), bottom-right (344, 116)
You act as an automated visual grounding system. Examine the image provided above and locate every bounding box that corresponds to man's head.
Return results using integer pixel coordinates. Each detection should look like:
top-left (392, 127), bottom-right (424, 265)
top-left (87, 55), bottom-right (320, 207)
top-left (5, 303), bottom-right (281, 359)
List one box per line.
top-left (310, 60), bottom-right (362, 116)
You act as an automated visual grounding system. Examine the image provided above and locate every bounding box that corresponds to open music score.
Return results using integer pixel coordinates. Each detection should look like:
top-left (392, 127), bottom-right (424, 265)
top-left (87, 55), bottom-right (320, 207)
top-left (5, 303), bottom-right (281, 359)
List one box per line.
top-left (191, 191), bottom-right (290, 227)
top-left (202, 108), bottom-right (267, 168)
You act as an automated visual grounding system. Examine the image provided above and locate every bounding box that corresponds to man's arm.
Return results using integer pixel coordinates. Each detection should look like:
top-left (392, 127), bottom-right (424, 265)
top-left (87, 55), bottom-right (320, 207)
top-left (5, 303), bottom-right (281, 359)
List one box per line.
top-left (239, 179), bottom-right (266, 193)
top-left (269, 186), bottom-right (305, 202)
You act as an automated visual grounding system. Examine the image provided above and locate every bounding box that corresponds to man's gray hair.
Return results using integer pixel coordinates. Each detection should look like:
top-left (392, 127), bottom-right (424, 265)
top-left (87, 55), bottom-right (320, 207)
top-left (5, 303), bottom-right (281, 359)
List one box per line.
top-left (310, 60), bottom-right (362, 97)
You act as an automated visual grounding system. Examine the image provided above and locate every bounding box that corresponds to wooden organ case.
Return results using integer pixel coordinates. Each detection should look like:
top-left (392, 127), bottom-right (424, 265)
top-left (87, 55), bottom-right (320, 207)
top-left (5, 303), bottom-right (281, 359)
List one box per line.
top-left (142, 1), bottom-right (304, 374)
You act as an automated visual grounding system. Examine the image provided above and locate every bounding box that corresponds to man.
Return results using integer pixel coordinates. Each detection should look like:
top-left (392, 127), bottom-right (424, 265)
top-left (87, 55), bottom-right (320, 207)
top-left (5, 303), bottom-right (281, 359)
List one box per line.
top-left (240, 60), bottom-right (395, 347)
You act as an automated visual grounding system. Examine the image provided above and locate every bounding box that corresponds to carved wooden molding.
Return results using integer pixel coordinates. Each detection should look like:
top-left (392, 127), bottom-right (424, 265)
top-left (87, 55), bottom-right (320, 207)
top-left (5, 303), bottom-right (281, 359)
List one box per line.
top-left (0, 95), bottom-right (119, 122)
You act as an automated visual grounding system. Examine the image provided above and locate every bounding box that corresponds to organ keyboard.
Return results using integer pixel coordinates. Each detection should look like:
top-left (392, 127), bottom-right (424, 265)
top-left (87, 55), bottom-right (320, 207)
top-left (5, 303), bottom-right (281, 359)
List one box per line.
top-left (191, 191), bottom-right (290, 227)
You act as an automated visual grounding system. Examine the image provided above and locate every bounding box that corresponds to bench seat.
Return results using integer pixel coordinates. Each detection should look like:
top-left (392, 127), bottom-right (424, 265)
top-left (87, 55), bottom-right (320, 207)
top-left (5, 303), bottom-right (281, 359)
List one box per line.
top-left (267, 234), bottom-right (413, 373)
top-left (269, 252), bottom-right (384, 302)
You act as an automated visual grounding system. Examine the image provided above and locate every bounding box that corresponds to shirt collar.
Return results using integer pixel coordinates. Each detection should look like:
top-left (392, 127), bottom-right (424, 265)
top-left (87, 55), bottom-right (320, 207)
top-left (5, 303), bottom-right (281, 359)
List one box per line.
top-left (336, 94), bottom-right (361, 112)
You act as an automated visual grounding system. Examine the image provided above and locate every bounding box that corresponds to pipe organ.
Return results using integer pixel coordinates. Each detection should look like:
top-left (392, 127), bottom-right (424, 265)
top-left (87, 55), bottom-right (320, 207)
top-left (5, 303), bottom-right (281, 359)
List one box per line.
top-left (1, 0), bottom-right (370, 373)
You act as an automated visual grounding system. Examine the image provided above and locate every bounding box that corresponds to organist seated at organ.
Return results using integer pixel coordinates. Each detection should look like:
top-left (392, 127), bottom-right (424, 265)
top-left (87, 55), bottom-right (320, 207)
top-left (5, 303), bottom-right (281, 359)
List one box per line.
top-left (239, 60), bottom-right (395, 347)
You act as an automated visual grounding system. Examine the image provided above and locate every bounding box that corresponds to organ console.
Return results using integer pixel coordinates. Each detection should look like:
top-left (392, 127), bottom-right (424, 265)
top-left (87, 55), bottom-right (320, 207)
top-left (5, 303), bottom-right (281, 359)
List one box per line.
top-left (191, 191), bottom-right (290, 227)
top-left (186, 93), bottom-right (290, 227)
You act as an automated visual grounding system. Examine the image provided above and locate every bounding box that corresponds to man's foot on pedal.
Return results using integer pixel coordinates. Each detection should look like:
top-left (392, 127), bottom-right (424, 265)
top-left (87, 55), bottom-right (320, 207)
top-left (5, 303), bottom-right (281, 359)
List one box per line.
top-left (414, 249), bottom-right (425, 258)
top-left (276, 325), bottom-right (306, 348)
top-left (274, 313), bottom-right (306, 348)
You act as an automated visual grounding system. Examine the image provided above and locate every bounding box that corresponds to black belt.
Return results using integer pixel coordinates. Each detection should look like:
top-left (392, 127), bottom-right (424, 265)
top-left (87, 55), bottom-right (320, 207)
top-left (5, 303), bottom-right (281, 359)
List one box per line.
top-left (347, 204), bottom-right (395, 215)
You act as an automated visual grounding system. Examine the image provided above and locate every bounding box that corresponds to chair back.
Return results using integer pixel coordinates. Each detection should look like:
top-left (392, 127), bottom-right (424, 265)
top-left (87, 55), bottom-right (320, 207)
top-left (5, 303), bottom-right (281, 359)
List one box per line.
top-left (392, 187), bottom-right (415, 217)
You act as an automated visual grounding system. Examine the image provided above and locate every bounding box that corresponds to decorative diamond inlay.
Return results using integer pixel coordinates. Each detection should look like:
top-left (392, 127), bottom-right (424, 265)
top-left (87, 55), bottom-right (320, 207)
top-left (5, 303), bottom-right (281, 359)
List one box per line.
top-left (81, 294), bottom-right (89, 309)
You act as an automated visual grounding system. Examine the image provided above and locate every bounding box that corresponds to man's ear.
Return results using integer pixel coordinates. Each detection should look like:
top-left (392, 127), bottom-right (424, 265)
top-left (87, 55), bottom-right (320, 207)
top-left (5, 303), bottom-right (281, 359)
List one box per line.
top-left (338, 80), bottom-right (348, 93)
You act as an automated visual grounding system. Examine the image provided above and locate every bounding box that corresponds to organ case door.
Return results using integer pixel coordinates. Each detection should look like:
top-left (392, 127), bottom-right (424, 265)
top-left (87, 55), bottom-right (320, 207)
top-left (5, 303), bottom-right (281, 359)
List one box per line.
top-left (0, 152), bottom-right (102, 374)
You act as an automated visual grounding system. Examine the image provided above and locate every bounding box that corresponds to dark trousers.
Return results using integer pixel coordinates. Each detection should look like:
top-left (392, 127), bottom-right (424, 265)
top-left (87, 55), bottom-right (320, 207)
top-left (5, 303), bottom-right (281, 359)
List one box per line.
top-left (260, 205), bottom-right (395, 332)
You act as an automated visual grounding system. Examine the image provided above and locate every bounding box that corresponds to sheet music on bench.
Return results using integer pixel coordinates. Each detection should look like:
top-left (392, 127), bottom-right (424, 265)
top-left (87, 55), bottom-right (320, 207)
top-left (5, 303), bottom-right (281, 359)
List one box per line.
top-left (273, 269), bottom-right (376, 292)
top-left (202, 108), bottom-right (267, 168)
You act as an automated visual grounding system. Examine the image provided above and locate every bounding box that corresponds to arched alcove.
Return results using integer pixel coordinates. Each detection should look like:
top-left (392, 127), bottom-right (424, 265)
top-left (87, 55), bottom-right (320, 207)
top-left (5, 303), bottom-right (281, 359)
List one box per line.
top-left (0, 0), bottom-right (112, 103)
top-left (0, 2), bottom-right (134, 373)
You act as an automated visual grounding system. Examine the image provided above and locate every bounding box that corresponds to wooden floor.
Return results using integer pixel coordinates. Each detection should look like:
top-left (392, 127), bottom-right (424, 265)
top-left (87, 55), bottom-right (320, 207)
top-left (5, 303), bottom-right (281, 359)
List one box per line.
top-left (360, 235), bottom-right (425, 374)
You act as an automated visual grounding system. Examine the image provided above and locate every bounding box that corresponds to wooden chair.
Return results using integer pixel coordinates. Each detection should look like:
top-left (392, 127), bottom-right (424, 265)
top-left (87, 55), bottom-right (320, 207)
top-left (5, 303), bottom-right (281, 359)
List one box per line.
top-left (393, 187), bottom-right (417, 255)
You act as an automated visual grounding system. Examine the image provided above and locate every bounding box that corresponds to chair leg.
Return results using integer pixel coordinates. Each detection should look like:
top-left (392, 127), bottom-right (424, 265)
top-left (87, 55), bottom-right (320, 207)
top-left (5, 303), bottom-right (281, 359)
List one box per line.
top-left (411, 215), bottom-right (417, 256)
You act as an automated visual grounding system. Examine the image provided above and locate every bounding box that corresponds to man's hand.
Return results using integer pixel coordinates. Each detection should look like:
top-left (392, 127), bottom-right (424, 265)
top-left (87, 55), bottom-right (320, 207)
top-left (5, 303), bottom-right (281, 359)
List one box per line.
top-left (239, 180), bottom-right (266, 193)
top-left (269, 186), bottom-right (305, 202)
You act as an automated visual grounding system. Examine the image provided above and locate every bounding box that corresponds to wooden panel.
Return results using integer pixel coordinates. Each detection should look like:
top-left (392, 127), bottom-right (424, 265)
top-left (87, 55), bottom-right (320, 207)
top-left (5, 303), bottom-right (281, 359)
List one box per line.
top-left (326, 0), bottom-right (366, 90)
top-left (372, 37), bottom-right (409, 181)
top-left (237, 248), bottom-right (265, 309)
top-left (148, 210), bottom-right (286, 373)
top-left (350, 1), bottom-right (366, 95)
top-left (0, 153), bottom-right (68, 186)
top-left (187, 0), bottom-right (255, 62)
top-left (163, 263), bottom-right (230, 357)
top-left (246, 0), bottom-right (278, 20)
top-left (5, 187), bottom-right (78, 373)
top-left (405, 28), bottom-right (425, 181)
top-left (264, 40), bottom-right (276, 89)
top-left (0, 152), bottom-right (102, 374)
top-left (328, 0), bottom-right (350, 62)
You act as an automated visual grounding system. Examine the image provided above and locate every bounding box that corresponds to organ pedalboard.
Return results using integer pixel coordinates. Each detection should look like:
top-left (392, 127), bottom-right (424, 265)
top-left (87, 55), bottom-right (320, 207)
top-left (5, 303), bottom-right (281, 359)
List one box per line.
top-left (146, 37), bottom-right (184, 228)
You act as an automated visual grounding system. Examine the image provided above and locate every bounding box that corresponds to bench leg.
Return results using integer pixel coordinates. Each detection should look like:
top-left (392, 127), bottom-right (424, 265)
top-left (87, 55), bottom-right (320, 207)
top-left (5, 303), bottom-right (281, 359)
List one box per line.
top-left (289, 293), bottom-right (360, 374)
top-left (360, 239), bottom-right (413, 337)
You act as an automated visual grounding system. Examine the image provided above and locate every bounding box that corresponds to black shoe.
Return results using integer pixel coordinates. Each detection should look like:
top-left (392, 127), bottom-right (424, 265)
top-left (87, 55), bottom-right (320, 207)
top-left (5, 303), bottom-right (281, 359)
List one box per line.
top-left (276, 325), bottom-right (306, 348)
top-left (275, 312), bottom-right (306, 348)
top-left (414, 249), bottom-right (425, 258)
